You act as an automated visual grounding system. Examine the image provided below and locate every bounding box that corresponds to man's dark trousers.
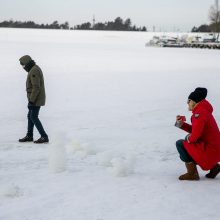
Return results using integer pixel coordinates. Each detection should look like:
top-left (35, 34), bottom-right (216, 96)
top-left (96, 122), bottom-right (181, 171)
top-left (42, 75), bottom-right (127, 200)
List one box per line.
top-left (27, 106), bottom-right (48, 138)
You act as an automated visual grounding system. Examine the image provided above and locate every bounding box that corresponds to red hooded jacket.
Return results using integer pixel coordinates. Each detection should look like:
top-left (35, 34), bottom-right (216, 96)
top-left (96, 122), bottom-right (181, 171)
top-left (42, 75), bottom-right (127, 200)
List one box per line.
top-left (180, 99), bottom-right (220, 170)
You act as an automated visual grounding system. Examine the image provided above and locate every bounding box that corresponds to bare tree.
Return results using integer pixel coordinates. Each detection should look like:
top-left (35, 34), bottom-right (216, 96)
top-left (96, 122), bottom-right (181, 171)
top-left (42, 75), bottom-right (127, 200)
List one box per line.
top-left (209, 0), bottom-right (220, 40)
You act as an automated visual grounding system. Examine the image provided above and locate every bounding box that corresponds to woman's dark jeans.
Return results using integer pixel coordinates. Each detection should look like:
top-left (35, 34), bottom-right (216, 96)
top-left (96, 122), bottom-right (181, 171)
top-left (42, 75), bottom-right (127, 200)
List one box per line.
top-left (27, 106), bottom-right (48, 138)
top-left (176, 139), bottom-right (193, 163)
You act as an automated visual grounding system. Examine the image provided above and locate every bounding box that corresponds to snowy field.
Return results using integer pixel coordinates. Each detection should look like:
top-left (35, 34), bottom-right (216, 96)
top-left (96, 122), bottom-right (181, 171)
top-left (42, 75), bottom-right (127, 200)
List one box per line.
top-left (0, 28), bottom-right (220, 220)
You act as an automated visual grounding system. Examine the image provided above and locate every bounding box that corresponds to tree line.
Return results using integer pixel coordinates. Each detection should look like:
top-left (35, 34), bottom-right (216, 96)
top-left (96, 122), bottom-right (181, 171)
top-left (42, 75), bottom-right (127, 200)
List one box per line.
top-left (75, 17), bottom-right (147, 31)
top-left (0, 17), bottom-right (147, 31)
top-left (191, 23), bottom-right (217, 33)
top-left (0, 20), bottom-right (70, 29)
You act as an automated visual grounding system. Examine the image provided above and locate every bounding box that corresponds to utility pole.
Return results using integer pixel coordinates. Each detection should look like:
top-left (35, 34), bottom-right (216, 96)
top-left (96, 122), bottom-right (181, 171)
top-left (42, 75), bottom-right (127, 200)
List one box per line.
top-left (216, 0), bottom-right (219, 22)
top-left (153, 25), bottom-right (155, 32)
top-left (216, 0), bottom-right (219, 9)
top-left (215, 0), bottom-right (219, 40)
top-left (92, 15), bottom-right (96, 29)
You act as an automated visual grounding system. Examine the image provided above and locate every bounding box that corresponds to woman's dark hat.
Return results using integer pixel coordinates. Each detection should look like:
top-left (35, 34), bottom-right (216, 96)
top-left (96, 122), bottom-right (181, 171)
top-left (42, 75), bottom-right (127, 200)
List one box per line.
top-left (188, 87), bottom-right (208, 103)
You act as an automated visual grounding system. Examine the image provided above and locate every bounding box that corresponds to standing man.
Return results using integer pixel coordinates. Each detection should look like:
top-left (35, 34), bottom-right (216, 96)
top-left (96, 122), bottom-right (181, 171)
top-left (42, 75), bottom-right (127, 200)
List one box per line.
top-left (175, 88), bottom-right (220, 180)
top-left (19, 55), bottom-right (49, 144)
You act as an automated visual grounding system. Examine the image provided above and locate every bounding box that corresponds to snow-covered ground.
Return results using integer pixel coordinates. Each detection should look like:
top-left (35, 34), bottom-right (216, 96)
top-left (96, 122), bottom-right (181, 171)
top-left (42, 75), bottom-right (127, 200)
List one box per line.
top-left (0, 28), bottom-right (220, 220)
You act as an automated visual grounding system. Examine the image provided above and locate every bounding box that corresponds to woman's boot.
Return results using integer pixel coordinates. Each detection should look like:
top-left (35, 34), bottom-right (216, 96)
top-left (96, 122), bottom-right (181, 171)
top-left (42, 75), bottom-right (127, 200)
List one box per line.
top-left (179, 162), bottom-right (200, 180)
top-left (206, 164), bottom-right (220, 179)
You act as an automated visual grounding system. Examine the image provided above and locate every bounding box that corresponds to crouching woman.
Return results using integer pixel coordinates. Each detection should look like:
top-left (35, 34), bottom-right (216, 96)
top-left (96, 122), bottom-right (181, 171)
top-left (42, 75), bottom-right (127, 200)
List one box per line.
top-left (175, 88), bottom-right (220, 181)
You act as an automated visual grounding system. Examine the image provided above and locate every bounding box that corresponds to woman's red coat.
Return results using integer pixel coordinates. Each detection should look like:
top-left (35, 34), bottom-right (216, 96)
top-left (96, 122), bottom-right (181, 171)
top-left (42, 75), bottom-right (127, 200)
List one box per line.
top-left (181, 99), bottom-right (220, 170)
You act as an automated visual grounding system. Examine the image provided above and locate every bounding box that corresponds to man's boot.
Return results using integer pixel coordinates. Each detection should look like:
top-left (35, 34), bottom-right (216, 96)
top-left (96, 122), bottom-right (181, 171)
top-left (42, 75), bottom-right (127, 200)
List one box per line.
top-left (206, 164), bottom-right (220, 179)
top-left (19, 136), bottom-right (33, 142)
top-left (179, 162), bottom-right (200, 181)
top-left (34, 136), bottom-right (49, 144)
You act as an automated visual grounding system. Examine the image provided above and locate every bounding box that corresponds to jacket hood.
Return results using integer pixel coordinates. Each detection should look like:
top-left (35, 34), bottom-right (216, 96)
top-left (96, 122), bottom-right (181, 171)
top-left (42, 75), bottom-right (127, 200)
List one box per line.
top-left (193, 99), bottom-right (213, 114)
top-left (19, 55), bottom-right (32, 65)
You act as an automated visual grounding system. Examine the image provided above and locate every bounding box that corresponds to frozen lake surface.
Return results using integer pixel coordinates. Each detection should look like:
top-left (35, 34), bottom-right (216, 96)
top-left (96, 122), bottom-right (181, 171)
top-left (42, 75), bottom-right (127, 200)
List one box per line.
top-left (0, 28), bottom-right (220, 220)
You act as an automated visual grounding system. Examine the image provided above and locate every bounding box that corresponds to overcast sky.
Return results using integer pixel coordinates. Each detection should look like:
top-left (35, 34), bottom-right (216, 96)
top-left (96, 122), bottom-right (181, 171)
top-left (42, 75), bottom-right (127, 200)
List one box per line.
top-left (0, 0), bottom-right (215, 31)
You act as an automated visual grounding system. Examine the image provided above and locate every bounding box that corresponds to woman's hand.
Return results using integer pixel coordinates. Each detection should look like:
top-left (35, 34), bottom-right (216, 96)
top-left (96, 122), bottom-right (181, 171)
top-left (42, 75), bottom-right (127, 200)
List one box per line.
top-left (175, 115), bottom-right (184, 127)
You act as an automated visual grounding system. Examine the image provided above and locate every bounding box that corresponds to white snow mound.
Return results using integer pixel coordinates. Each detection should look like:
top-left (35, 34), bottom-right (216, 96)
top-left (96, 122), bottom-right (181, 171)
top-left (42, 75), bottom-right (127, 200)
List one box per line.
top-left (0, 184), bottom-right (22, 198)
top-left (49, 142), bottom-right (67, 173)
